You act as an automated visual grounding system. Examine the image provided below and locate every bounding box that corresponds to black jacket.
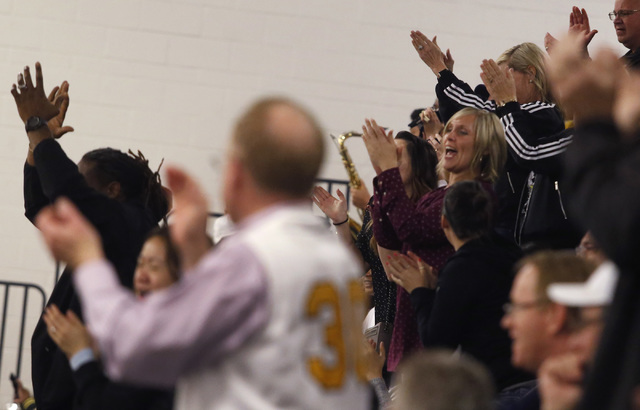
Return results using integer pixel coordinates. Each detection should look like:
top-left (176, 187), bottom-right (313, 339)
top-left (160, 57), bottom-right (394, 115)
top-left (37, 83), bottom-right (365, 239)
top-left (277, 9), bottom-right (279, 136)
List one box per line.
top-left (499, 109), bottom-right (584, 251)
top-left (563, 120), bottom-right (640, 410)
top-left (25, 139), bottom-right (160, 410)
top-left (73, 360), bottom-right (173, 410)
top-left (408, 236), bottom-right (531, 390)
top-left (623, 48), bottom-right (640, 70)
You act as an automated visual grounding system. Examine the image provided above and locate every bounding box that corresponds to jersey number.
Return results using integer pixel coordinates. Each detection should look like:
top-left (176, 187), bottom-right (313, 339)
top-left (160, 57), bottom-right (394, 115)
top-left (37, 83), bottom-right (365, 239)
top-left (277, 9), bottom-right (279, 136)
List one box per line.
top-left (305, 280), bottom-right (367, 389)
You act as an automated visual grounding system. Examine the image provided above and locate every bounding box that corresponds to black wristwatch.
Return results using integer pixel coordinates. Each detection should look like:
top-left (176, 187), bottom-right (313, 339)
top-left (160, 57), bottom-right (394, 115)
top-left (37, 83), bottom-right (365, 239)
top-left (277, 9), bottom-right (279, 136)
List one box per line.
top-left (25, 116), bottom-right (47, 133)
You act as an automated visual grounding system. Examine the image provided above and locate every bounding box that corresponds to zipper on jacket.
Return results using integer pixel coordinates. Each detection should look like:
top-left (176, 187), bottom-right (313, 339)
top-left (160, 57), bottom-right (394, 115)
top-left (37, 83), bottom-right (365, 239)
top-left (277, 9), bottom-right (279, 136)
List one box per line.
top-left (507, 172), bottom-right (515, 194)
top-left (515, 172), bottom-right (535, 245)
top-left (555, 181), bottom-right (568, 220)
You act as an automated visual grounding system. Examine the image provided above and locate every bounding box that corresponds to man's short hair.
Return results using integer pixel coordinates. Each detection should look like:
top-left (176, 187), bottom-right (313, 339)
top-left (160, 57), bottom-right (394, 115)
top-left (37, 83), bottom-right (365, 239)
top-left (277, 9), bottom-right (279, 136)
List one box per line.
top-left (517, 251), bottom-right (596, 304)
top-left (232, 97), bottom-right (325, 197)
top-left (395, 350), bottom-right (494, 410)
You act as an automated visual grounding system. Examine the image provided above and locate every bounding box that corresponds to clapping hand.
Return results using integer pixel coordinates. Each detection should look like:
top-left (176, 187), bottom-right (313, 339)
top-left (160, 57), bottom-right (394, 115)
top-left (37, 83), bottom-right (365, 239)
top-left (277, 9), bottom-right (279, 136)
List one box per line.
top-left (43, 304), bottom-right (94, 359)
top-left (569, 6), bottom-right (597, 55)
top-left (312, 186), bottom-right (348, 224)
top-left (410, 31), bottom-right (449, 76)
top-left (47, 81), bottom-right (74, 139)
top-left (386, 251), bottom-right (437, 293)
top-left (362, 118), bottom-right (396, 175)
top-left (545, 7), bottom-right (597, 56)
top-left (480, 59), bottom-right (517, 104)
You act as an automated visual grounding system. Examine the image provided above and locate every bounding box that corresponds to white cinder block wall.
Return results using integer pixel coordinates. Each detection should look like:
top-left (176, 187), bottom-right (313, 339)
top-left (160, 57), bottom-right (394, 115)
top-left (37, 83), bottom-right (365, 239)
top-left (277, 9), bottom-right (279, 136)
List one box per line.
top-left (0, 0), bottom-right (625, 401)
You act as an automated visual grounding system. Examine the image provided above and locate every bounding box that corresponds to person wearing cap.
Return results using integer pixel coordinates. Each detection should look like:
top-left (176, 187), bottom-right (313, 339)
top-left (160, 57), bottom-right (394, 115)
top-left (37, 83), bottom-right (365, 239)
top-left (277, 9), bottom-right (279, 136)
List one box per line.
top-left (497, 251), bottom-right (594, 410)
top-left (538, 262), bottom-right (619, 410)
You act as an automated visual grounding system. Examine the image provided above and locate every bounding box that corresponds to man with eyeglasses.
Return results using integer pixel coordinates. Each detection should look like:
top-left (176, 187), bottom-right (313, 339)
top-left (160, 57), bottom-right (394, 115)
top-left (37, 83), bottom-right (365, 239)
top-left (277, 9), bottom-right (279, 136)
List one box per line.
top-left (549, 4), bottom-right (640, 68)
top-left (610, 0), bottom-right (640, 68)
top-left (497, 252), bottom-right (594, 410)
top-left (539, 261), bottom-right (619, 410)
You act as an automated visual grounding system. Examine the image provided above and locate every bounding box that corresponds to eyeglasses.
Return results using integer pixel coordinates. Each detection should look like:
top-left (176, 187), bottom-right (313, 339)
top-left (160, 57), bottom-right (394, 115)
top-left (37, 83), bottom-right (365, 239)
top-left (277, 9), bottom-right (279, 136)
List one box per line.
top-left (609, 9), bottom-right (640, 20)
top-left (503, 299), bottom-right (546, 315)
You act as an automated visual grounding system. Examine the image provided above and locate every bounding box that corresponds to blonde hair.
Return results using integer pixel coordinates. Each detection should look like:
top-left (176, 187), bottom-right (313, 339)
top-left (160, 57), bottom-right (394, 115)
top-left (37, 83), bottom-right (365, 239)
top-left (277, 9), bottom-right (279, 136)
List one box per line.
top-left (438, 108), bottom-right (506, 183)
top-left (497, 42), bottom-right (552, 103)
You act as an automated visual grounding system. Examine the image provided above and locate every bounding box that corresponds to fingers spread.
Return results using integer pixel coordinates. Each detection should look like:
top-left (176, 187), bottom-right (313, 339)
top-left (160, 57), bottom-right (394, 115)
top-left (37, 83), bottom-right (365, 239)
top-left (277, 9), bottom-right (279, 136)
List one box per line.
top-left (24, 65), bottom-right (34, 89)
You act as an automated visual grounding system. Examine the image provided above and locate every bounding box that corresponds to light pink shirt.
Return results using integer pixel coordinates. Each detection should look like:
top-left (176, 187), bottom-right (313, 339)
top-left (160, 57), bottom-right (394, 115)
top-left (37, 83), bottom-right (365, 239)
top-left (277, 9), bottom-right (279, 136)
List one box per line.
top-left (74, 235), bottom-right (269, 388)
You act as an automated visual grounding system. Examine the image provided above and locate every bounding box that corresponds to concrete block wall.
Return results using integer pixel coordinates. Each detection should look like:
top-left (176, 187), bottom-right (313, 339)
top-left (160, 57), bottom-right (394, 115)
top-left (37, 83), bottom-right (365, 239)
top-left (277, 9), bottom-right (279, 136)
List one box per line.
top-left (0, 0), bottom-right (625, 402)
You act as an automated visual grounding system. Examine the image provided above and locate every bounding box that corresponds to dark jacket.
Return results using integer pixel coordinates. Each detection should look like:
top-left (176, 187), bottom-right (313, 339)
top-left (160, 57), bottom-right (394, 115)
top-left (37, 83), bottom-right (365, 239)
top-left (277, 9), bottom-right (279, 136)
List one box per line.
top-left (623, 48), bottom-right (640, 70)
top-left (408, 235), bottom-right (531, 391)
top-left (25, 139), bottom-right (160, 410)
top-left (563, 120), bottom-right (640, 410)
top-left (498, 112), bottom-right (584, 251)
top-left (73, 360), bottom-right (173, 410)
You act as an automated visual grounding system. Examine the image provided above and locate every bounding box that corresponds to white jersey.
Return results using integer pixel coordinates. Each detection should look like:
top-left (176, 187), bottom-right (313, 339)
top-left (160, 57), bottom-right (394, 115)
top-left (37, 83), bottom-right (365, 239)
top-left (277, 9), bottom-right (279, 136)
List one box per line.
top-left (175, 205), bottom-right (370, 409)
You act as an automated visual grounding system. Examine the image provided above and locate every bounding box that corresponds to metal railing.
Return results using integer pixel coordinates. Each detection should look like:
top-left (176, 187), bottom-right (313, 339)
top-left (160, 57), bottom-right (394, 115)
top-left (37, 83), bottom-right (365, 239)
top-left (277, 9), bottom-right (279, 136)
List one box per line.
top-left (0, 281), bottom-right (46, 383)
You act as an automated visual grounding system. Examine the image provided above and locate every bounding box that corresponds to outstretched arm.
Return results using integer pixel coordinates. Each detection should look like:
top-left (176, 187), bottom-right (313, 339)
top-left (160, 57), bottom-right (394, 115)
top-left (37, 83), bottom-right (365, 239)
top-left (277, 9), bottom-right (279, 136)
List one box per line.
top-left (11, 63), bottom-right (62, 165)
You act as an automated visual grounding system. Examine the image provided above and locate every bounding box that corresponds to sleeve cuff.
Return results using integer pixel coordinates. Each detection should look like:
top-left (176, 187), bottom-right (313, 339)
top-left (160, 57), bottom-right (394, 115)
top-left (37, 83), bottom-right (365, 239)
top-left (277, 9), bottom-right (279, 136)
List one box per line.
top-left (437, 69), bottom-right (456, 83)
top-left (495, 101), bottom-right (520, 117)
top-left (70, 347), bottom-right (96, 371)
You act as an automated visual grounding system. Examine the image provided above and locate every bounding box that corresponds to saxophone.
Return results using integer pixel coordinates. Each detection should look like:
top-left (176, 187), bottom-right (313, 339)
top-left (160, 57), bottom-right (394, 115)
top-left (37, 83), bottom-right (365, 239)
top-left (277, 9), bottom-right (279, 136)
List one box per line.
top-left (330, 132), bottom-right (364, 238)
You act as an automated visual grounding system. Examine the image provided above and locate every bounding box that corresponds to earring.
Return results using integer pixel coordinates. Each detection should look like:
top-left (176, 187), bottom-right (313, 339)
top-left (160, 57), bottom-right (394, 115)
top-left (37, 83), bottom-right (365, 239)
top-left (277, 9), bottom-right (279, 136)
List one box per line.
top-left (529, 79), bottom-right (534, 83)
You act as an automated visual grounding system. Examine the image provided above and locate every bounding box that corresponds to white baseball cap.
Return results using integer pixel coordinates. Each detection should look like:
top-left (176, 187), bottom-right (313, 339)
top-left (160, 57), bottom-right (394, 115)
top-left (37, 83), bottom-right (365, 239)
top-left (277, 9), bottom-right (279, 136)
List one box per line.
top-left (212, 214), bottom-right (237, 244)
top-left (547, 261), bottom-right (619, 307)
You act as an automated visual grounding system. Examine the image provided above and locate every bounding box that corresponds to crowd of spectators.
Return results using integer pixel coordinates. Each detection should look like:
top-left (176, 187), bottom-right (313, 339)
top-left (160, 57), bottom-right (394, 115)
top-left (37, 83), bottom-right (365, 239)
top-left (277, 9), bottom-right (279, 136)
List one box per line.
top-left (8, 2), bottom-right (640, 410)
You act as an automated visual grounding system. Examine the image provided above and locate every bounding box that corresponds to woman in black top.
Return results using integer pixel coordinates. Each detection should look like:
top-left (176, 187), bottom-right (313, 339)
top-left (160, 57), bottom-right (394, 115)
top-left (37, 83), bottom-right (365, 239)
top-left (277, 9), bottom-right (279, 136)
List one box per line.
top-left (387, 181), bottom-right (531, 391)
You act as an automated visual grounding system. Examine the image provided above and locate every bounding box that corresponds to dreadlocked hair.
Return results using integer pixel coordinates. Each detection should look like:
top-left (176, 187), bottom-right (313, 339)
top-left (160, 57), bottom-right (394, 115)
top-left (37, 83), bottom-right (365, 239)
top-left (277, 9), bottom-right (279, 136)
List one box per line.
top-left (81, 148), bottom-right (169, 223)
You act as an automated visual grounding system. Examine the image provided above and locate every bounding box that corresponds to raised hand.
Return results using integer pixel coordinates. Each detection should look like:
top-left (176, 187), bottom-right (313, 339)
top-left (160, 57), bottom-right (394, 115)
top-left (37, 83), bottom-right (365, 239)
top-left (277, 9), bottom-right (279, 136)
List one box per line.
top-left (480, 59), bottom-right (517, 104)
top-left (10, 62), bottom-right (60, 123)
top-left (420, 107), bottom-right (443, 140)
top-left (362, 118), bottom-right (396, 174)
top-left (165, 166), bottom-right (210, 270)
top-left (443, 48), bottom-right (455, 72)
top-left (35, 198), bottom-right (104, 269)
top-left (47, 81), bottom-right (74, 139)
top-left (547, 34), bottom-right (623, 122)
top-left (43, 304), bottom-right (93, 359)
top-left (410, 31), bottom-right (448, 76)
top-left (312, 186), bottom-right (348, 223)
top-left (569, 6), bottom-right (597, 52)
